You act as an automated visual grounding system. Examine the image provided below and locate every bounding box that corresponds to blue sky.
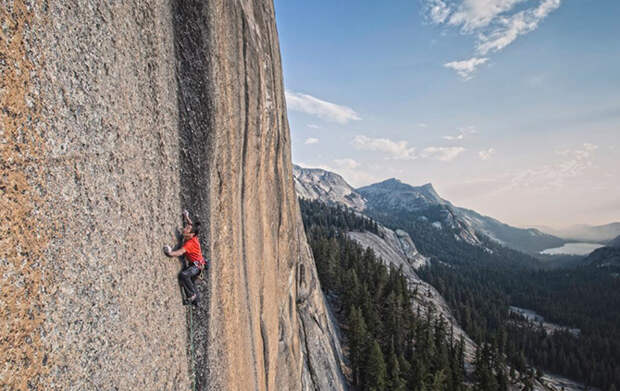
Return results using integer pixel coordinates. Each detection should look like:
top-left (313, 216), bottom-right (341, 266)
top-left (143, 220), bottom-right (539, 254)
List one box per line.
top-left (274, 0), bottom-right (620, 228)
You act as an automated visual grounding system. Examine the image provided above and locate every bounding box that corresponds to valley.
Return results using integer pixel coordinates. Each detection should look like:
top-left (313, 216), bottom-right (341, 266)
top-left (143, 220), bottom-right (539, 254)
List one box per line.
top-left (540, 242), bottom-right (605, 256)
top-left (294, 164), bottom-right (620, 391)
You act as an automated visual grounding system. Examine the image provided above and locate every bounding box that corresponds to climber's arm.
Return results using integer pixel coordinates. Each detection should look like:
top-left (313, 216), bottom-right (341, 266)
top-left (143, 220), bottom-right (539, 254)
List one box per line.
top-left (164, 246), bottom-right (186, 258)
top-left (183, 209), bottom-right (193, 226)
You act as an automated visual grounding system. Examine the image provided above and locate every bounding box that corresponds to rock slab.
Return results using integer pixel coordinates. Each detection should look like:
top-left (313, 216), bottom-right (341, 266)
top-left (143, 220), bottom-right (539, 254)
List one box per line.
top-left (1, 1), bottom-right (346, 390)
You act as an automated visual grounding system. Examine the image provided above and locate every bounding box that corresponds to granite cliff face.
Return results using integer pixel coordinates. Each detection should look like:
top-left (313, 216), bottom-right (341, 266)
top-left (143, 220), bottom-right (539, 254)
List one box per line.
top-left (1, 1), bottom-right (345, 390)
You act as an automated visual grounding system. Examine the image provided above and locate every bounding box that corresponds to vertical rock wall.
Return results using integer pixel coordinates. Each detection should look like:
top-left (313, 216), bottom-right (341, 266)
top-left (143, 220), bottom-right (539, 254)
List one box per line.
top-left (173, 1), bottom-right (346, 390)
top-left (1, 0), bottom-right (345, 390)
top-left (1, 1), bottom-right (191, 390)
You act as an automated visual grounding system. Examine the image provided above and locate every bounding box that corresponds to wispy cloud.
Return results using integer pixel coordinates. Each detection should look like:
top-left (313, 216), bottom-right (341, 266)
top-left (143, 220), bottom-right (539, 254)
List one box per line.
top-left (426, 0), bottom-right (452, 24)
top-left (476, 0), bottom-right (562, 55)
top-left (285, 91), bottom-right (361, 124)
top-left (425, 0), bottom-right (562, 78)
top-left (418, 122), bottom-right (429, 128)
top-left (556, 142), bottom-right (598, 159)
top-left (421, 146), bottom-right (466, 161)
top-left (443, 125), bottom-right (478, 140)
top-left (479, 148), bottom-right (496, 160)
top-left (443, 134), bottom-right (464, 141)
top-left (307, 124), bottom-right (321, 129)
top-left (451, 143), bottom-right (600, 202)
top-left (352, 135), bottom-right (467, 162)
top-left (506, 143), bottom-right (599, 191)
top-left (352, 135), bottom-right (417, 160)
top-left (447, 0), bottom-right (528, 31)
top-left (304, 137), bottom-right (319, 145)
top-left (444, 57), bottom-right (488, 79)
top-left (333, 158), bottom-right (361, 169)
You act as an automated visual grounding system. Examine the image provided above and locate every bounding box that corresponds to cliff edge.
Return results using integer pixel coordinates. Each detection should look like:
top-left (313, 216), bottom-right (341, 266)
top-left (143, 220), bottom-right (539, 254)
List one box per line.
top-left (0, 1), bottom-right (345, 390)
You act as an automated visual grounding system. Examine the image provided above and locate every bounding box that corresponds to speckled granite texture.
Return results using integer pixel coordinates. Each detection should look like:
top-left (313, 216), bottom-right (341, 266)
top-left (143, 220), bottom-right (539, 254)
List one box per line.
top-left (1, 0), bottom-right (346, 390)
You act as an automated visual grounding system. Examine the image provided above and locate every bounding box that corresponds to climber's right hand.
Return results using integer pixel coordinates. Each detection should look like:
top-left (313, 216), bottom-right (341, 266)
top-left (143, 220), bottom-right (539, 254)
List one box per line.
top-left (163, 245), bottom-right (172, 257)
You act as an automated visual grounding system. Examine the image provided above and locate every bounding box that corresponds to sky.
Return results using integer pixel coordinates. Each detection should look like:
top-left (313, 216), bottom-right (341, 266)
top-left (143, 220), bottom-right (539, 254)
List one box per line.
top-left (274, 0), bottom-right (620, 229)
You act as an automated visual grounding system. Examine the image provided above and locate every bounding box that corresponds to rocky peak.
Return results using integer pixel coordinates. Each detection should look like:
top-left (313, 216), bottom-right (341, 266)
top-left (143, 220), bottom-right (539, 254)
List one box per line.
top-left (380, 177), bottom-right (403, 186)
top-left (293, 164), bottom-right (366, 211)
top-left (363, 178), bottom-right (407, 192)
top-left (420, 182), bottom-right (441, 199)
top-left (357, 178), bottom-right (447, 212)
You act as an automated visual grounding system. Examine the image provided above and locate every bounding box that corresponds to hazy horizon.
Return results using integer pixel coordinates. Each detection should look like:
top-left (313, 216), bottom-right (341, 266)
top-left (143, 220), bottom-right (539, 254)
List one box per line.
top-left (276, 0), bottom-right (620, 229)
top-left (294, 161), bottom-right (618, 231)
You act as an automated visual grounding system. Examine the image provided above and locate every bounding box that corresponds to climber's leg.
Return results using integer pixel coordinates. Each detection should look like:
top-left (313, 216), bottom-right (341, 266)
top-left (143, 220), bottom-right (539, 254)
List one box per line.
top-left (179, 265), bottom-right (200, 302)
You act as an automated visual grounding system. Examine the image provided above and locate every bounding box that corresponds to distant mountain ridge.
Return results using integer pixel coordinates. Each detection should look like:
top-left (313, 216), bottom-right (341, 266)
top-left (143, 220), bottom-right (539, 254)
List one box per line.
top-left (456, 207), bottom-right (565, 254)
top-left (357, 177), bottom-right (564, 254)
top-left (583, 235), bottom-right (620, 268)
top-left (294, 165), bottom-right (564, 254)
top-left (586, 246), bottom-right (620, 268)
top-left (537, 223), bottom-right (620, 242)
top-left (358, 179), bottom-right (482, 246)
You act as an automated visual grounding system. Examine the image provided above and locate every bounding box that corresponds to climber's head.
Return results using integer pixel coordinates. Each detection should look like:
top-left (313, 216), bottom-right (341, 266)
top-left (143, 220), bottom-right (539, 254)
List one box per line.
top-left (183, 221), bottom-right (201, 240)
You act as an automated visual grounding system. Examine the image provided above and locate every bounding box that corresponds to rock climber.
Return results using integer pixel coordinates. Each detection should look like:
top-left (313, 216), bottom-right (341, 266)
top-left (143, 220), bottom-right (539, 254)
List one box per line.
top-left (164, 210), bottom-right (206, 305)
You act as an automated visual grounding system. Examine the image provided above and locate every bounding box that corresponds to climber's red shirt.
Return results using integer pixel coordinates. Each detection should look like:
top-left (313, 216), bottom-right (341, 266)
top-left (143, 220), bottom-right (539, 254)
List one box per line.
top-left (182, 236), bottom-right (205, 267)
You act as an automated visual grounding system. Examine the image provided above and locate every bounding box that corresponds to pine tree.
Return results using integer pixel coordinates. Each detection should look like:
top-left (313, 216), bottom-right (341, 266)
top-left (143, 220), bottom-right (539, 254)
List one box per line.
top-left (496, 367), bottom-right (509, 391)
top-left (342, 269), bottom-right (360, 312)
top-left (348, 306), bottom-right (368, 386)
top-left (387, 343), bottom-right (406, 391)
top-left (364, 340), bottom-right (387, 391)
top-left (430, 369), bottom-right (447, 391)
top-left (450, 335), bottom-right (466, 389)
top-left (474, 343), bottom-right (499, 391)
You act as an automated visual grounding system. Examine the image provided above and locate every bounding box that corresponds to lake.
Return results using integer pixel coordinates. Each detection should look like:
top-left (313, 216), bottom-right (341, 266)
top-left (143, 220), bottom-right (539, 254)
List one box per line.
top-left (509, 306), bottom-right (581, 336)
top-left (540, 242), bottom-right (604, 256)
top-left (509, 306), bottom-right (543, 322)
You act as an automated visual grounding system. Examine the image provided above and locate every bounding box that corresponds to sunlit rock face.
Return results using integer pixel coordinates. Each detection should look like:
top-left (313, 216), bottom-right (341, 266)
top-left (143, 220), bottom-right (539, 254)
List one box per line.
top-left (1, 1), bottom-right (345, 390)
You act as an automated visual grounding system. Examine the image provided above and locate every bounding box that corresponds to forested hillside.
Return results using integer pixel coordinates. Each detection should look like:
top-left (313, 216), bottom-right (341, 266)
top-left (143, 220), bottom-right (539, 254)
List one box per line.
top-left (301, 199), bottom-right (518, 390)
top-left (368, 205), bottom-right (620, 390)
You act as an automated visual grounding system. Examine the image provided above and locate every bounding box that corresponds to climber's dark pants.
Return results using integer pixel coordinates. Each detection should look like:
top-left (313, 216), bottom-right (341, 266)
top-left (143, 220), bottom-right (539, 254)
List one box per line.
top-left (179, 264), bottom-right (200, 298)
